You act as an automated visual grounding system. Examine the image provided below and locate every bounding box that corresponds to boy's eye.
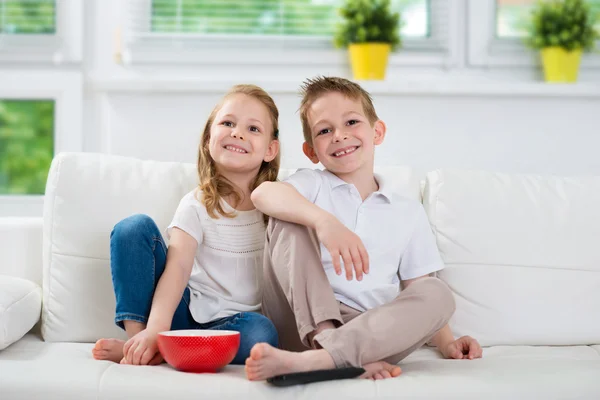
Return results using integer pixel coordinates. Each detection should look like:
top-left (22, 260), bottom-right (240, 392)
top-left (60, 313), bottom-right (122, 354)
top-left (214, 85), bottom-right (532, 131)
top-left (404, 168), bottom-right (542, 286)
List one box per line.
top-left (347, 119), bottom-right (359, 126)
top-left (318, 128), bottom-right (331, 135)
top-left (222, 121), bottom-right (234, 127)
top-left (249, 125), bottom-right (260, 133)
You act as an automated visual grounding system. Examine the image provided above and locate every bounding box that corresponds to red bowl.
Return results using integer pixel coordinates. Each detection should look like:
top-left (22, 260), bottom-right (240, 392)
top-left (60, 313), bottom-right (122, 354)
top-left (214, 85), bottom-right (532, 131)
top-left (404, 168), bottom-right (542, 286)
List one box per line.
top-left (157, 330), bottom-right (240, 373)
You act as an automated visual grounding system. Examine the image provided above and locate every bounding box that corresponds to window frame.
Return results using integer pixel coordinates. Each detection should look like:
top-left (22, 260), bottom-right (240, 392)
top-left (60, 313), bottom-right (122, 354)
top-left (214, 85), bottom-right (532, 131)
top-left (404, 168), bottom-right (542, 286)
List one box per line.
top-left (120, 0), bottom-right (459, 68)
top-left (468, 0), bottom-right (600, 68)
top-left (0, 70), bottom-right (82, 216)
top-left (0, 0), bottom-right (83, 64)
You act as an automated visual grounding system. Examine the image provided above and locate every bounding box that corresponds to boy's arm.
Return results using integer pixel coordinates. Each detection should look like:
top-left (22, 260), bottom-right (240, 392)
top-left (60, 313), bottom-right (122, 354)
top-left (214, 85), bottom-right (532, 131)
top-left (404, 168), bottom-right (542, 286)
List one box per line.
top-left (252, 181), bottom-right (369, 281)
top-left (251, 181), bottom-right (331, 229)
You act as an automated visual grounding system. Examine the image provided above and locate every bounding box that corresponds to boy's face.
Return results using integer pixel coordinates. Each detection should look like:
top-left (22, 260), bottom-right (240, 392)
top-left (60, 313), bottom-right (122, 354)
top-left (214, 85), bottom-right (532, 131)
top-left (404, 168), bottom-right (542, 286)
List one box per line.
top-left (303, 92), bottom-right (385, 175)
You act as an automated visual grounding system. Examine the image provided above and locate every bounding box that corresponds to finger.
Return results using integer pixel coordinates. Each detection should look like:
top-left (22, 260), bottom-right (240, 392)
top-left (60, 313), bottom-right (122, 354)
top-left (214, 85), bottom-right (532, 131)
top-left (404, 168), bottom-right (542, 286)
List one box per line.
top-left (331, 249), bottom-right (342, 276)
top-left (350, 247), bottom-right (363, 281)
top-left (140, 347), bottom-right (155, 365)
top-left (380, 370), bottom-right (392, 379)
top-left (341, 249), bottom-right (354, 281)
top-left (374, 373), bottom-right (383, 380)
top-left (132, 343), bottom-right (145, 365)
top-left (450, 346), bottom-right (463, 359)
top-left (123, 338), bottom-right (133, 358)
top-left (359, 243), bottom-right (370, 274)
top-left (125, 341), bottom-right (138, 364)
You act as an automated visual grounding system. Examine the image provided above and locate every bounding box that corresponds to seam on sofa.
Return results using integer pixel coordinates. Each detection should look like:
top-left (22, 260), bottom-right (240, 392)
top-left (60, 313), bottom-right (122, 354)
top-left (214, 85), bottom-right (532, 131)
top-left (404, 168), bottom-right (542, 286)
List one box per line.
top-left (97, 361), bottom-right (117, 400)
top-left (1, 286), bottom-right (40, 315)
top-left (442, 262), bottom-right (599, 272)
top-left (590, 346), bottom-right (600, 357)
top-left (51, 252), bottom-right (109, 262)
top-left (42, 154), bottom-right (63, 337)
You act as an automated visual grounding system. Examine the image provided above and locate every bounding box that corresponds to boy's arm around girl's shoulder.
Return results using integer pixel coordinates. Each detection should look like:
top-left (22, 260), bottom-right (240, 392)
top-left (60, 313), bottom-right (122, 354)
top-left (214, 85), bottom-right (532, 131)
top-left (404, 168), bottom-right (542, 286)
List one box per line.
top-left (250, 180), bottom-right (332, 230)
top-left (251, 179), bottom-right (370, 281)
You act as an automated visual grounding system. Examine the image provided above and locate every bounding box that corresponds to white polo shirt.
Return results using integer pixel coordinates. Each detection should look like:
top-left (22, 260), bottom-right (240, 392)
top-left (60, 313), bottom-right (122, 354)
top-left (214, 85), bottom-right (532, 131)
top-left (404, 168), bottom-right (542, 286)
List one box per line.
top-left (285, 168), bottom-right (444, 312)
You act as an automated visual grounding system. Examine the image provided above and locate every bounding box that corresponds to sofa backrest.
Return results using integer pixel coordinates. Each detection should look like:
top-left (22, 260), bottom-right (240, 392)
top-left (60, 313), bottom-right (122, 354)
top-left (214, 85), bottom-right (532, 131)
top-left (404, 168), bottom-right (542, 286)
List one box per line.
top-left (423, 169), bottom-right (600, 346)
top-left (41, 153), bottom-right (419, 342)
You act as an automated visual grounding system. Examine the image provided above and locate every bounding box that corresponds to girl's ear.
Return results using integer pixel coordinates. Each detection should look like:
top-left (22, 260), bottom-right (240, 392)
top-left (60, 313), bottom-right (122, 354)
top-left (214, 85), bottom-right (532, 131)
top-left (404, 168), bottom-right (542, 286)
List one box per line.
top-left (263, 139), bottom-right (280, 162)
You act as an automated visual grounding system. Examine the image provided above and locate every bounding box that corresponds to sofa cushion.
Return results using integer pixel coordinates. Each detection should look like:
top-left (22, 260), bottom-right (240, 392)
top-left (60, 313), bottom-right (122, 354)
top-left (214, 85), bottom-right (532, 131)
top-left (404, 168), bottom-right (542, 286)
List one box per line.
top-left (2, 334), bottom-right (600, 399)
top-left (0, 276), bottom-right (42, 350)
top-left (0, 217), bottom-right (43, 285)
top-left (41, 152), bottom-right (420, 342)
top-left (423, 169), bottom-right (600, 346)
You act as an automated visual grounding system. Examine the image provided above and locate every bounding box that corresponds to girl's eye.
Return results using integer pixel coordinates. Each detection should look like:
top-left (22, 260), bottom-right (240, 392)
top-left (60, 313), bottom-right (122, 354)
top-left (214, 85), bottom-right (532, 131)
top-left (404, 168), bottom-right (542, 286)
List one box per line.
top-left (222, 121), bottom-right (233, 127)
top-left (347, 120), bottom-right (359, 126)
top-left (249, 126), bottom-right (260, 133)
top-left (318, 128), bottom-right (331, 135)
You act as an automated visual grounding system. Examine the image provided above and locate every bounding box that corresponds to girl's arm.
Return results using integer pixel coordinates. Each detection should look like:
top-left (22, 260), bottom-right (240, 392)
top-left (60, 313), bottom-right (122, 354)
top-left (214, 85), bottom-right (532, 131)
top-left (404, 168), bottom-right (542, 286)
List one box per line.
top-left (145, 227), bottom-right (197, 333)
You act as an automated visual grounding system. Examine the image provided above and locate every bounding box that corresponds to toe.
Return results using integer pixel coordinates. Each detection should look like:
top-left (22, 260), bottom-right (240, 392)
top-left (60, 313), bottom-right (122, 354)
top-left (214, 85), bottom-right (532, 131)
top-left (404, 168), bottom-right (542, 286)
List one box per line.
top-left (250, 343), bottom-right (266, 361)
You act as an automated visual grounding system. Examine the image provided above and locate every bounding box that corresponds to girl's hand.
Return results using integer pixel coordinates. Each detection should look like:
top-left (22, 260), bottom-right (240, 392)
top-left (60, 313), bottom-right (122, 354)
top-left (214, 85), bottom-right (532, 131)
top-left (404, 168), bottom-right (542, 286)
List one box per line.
top-left (315, 214), bottom-right (369, 281)
top-left (121, 328), bottom-right (162, 365)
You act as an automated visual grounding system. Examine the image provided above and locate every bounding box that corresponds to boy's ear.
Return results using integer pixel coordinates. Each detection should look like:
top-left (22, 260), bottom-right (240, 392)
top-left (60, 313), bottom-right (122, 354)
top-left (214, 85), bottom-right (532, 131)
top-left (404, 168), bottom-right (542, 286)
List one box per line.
top-left (302, 142), bottom-right (320, 164)
top-left (373, 120), bottom-right (386, 145)
top-left (263, 139), bottom-right (280, 162)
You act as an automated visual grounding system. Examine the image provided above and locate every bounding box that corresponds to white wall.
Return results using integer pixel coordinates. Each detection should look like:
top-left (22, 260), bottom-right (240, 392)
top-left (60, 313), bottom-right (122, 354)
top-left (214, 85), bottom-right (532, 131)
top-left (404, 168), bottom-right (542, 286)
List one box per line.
top-left (2, 0), bottom-right (600, 217)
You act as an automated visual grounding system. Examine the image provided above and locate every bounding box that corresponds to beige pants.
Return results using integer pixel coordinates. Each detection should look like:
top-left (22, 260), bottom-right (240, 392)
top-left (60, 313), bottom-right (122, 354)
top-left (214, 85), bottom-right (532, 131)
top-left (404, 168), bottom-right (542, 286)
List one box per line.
top-left (261, 218), bottom-right (456, 368)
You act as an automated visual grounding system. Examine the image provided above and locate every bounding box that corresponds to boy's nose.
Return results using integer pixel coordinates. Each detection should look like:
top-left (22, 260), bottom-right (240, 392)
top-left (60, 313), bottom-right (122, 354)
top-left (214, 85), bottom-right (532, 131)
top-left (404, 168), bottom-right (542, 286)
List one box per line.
top-left (333, 131), bottom-right (349, 142)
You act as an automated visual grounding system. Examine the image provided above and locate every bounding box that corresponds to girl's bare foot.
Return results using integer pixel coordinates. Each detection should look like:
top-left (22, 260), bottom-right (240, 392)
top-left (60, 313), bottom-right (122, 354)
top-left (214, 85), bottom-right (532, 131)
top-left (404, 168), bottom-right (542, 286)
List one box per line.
top-left (361, 361), bottom-right (402, 380)
top-left (244, 343), bottom-right (335, 381)
top-left (92, 338), bottom-right (125, 363)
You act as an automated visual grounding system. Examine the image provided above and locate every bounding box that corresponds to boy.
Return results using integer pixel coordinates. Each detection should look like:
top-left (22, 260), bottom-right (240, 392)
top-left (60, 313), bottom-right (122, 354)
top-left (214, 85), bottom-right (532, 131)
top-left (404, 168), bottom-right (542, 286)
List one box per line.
top-left (245, 77), bottom-right (482, 381)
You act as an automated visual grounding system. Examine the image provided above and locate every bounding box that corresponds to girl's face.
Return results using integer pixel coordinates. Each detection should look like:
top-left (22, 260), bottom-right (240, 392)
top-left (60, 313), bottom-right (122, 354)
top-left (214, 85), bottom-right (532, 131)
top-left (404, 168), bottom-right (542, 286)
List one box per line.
top-left (208, 93), bottom-right (279, 175)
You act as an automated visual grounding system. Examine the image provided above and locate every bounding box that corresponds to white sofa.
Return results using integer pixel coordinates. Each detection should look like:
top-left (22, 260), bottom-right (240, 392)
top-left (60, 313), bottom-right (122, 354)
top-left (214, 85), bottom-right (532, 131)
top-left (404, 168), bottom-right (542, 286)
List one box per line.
top-left (1, 152), bottom-right (600, 400)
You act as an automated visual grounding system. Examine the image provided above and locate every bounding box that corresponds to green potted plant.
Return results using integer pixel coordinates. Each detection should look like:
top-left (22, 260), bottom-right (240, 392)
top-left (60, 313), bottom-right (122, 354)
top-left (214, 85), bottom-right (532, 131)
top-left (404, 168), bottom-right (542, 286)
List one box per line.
top-left (333, 0), bottom-right (402, 80)
top-left (525, 0), bottom-right (600, 83)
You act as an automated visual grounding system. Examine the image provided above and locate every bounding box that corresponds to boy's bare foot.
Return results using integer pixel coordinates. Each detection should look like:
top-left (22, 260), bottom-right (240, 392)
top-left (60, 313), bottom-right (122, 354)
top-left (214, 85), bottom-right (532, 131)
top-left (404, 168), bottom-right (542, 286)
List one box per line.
top-left (245, 343), bottom-right (335, 381)
top-left (92, 338), bottom-right (125, 363)
top-left (361, 361), bottom-right (402, 380)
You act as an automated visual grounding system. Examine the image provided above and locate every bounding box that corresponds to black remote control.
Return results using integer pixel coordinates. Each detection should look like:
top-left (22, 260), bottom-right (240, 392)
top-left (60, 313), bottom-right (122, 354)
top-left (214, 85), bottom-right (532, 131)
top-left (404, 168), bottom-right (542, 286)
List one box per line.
top-left (267, 367), bottom-right (366, 387)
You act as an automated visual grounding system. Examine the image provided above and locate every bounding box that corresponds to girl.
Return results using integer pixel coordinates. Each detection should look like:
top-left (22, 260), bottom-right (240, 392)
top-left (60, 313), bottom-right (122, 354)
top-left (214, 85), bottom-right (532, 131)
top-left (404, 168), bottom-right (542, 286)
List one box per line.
top-left (92, 84), bottom-right (280, 366)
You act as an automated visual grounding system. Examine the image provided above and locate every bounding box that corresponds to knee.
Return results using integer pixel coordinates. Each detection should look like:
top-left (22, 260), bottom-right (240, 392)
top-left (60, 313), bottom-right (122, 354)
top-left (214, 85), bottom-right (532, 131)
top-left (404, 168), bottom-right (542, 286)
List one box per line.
top-left (111, 214), bottom-right (158, 244)
top-left (413, 277), bottom-right (456, 321)
top-left (242, 313), bottom-right (279, 348)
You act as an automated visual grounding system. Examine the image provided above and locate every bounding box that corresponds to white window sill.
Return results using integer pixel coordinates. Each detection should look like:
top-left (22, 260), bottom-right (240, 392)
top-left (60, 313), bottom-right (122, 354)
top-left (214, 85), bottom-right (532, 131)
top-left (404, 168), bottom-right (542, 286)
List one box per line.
top-left (89, 77), bottom-right (600, 98)
top-left (0, 196), bottom-right (44, 218)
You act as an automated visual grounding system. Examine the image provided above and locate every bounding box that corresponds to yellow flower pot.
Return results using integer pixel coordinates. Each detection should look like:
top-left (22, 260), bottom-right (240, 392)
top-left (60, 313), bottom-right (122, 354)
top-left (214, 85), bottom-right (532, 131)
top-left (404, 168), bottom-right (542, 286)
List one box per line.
top-left (541, 47), bottom-right (583, 83)
top-left (348, 43), bottom-right (391, 81)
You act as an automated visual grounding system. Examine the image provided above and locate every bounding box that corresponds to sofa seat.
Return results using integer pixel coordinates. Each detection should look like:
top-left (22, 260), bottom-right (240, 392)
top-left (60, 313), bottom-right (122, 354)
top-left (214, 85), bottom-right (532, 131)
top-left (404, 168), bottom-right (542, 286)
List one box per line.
top-left (2, 334), bottom-right (600, 400)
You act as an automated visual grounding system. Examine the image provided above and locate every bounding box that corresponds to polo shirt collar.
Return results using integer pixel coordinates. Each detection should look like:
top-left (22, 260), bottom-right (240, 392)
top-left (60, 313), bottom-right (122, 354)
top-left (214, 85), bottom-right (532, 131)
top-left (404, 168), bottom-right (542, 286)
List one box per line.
top-left (322, 169), bottom-right (393, 203)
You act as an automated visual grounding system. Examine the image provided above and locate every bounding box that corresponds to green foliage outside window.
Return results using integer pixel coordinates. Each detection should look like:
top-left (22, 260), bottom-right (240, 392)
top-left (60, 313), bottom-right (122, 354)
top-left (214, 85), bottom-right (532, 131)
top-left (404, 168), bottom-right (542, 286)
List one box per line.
top-left (0, 0), bottom-right (56, 34)
top-left (0, 101), bottom-right (55, 195)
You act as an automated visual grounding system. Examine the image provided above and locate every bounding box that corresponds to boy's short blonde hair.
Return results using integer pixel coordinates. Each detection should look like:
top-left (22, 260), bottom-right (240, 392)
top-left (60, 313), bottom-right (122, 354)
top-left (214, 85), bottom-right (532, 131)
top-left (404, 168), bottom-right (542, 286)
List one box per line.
top-left (299, 76), bottom-right (379, 146)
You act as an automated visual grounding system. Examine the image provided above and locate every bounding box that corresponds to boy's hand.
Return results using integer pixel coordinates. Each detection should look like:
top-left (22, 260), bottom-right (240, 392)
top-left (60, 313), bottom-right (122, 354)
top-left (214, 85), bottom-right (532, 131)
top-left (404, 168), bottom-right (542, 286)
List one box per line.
top-left (315, 214), bottom-right (369, 281)
top-left (122, 328), bottom-right (162, 365)
top-left (440, 336), bottom-right (483, 360)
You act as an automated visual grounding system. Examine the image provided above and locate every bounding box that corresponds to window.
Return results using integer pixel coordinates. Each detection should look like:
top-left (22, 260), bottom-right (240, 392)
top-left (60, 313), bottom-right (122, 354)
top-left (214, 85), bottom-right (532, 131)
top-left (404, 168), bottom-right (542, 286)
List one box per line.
top-left (123, 0), bottom-right (453, 66)
top-left (0, 0), bottom-right (82, 63)
top-left (150, 0), bottom-right (430, 38)
top-left (496, 0), bottom-right (600, 38)
top-left (468, 0), bottom-right (600, 67)
top-left (0, 0), bottom-right (56, 34)
top-left (0, 100), bottom-right (54, 195)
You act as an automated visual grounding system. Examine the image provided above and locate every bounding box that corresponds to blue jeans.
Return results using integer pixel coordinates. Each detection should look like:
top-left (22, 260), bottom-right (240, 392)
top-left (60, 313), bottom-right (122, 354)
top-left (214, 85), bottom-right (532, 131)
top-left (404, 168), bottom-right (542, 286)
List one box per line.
top-left (109, 214), bottom-right (278, 365)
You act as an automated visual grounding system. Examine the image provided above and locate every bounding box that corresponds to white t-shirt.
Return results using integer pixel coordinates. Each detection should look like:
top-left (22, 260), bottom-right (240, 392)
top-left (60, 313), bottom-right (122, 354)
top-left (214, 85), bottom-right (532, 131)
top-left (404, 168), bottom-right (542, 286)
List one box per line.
top-left (285, 168), bottom-right (444, 312)
top-left (166, 189), bottom-right (265, 324)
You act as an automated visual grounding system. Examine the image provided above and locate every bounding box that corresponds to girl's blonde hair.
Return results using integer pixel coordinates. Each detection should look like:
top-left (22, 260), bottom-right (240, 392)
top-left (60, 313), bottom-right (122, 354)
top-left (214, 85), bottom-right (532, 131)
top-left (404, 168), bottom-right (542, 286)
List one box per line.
top-left (197, 84), bottom-right (280, 219)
